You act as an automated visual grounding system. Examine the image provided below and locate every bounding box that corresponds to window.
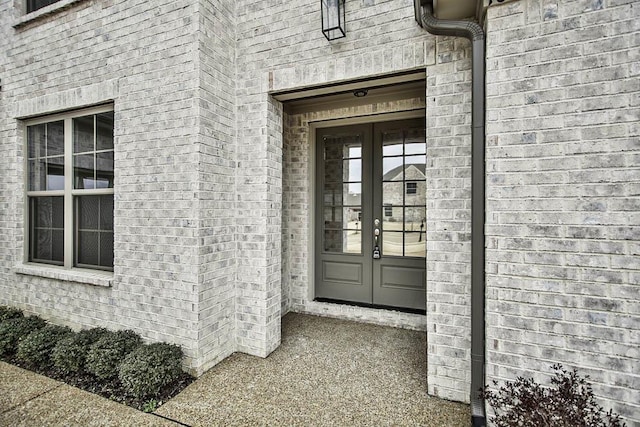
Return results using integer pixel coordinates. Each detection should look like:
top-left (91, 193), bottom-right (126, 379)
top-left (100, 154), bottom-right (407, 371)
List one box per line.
top-left (384, 204), bottom-right (393, 217)
top-left (406, 182), bottom-right (417, 195)
top-left (26, 0), bottom-right (61, 13)
top-left (26, 106), bottom-right (114, 271)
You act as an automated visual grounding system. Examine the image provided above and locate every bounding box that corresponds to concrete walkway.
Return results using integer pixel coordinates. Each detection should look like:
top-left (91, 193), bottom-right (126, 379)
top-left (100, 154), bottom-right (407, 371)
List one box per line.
top-left (0, 362), bottom-right (173, 426)
top-left (0, 313), bottom-right (469, 426)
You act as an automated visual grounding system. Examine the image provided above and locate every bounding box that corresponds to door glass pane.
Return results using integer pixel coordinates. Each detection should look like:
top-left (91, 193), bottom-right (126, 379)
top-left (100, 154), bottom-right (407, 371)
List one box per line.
top-left (322, 132), bottom-right (363, 255)
top-left (324, 230), bottom-right (361, 254)
top-left (404, 232), bottom-right (425, 257)
top-left (383, 182), bottom-right (403, 206)
top-left (323, 183), bottom-right (362, 206)
top-left (345, 207), bottom-right (361, 229)
top-left (405, 154), bottom-right (426, 169)
top-left (382, 231), bottom-right (403, 256)
top-left (344, 183), bottom-right (361, 206)
top-left (383, 157), bottom-right (403, 181)
top-left (344, 159), bottom-right (361, 182)
top-left (380, 126), bottom-right (426, 259)
top-left (382, 130), bottom-right (403, 156)
top-left (345, 145), bottom-right (361, 158)
top-left (405, 128), bottom-right (426, 154)
top-left (324, 207), bottom-right (340, 228)
top-left (382, 211), bottom-right (402, 232)
top-left (405, 207), bottom-right (426, 231)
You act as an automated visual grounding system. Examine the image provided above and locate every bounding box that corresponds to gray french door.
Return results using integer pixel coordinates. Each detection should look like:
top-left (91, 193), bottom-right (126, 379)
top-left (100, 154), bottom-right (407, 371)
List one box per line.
top-left (315, 118), bottom-right (426, 311)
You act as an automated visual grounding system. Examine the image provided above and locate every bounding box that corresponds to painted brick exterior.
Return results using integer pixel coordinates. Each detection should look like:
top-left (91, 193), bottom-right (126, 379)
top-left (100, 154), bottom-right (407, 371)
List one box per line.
top-left (0, 0), bottom-right (637, 423)
top-left (1, 0), bottom-right (210, 374)
top-left (426, 36), bottom-right (473, 402)
top-left (486, 0), bottom-right (639, 422)
top-left (195, 0), bottom-right (237, 374)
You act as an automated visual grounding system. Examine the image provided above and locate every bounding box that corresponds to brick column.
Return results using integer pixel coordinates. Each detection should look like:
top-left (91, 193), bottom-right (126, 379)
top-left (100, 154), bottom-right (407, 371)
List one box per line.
top-left (235, 92), bottom-right (283, 357)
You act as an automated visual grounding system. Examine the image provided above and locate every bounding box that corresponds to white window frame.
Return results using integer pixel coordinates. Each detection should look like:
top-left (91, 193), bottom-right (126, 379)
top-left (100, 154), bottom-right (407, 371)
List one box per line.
top-left (23, 104), bottom-right (114, 271)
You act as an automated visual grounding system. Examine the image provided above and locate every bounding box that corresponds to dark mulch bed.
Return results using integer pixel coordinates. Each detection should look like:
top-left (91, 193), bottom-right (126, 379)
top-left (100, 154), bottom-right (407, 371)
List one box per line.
top-left (2, 354), bottom-right (194, 412)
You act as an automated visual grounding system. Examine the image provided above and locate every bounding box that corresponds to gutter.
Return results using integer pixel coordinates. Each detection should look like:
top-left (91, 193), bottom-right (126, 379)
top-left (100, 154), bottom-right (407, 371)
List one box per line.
top-left (414, 1), bottom-right (486, 426)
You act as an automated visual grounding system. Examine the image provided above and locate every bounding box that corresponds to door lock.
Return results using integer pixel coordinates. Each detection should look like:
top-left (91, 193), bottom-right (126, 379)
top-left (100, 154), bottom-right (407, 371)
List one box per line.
top-left (373, 218), bottom-right (381, 259)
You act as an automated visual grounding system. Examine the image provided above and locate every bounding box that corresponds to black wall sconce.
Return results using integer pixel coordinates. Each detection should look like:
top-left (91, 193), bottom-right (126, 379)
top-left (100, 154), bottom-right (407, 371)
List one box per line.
top-left (321, 0), bottom-right (346, 41)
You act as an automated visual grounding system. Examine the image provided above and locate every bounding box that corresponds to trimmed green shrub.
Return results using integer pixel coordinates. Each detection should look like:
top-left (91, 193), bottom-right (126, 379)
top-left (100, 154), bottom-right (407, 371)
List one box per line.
top-left (118, 343), bottom-right (184, 399)
top-left (0, 306), bottom-right (23, 323)
top-left (52, 327), bottom-right (109, 374)
top-left (16, 324), bottom-right (73, 368)
top-left (85, 330), bottom-right (142, 380)
top-left (0, 316), bottom-right (46, 357)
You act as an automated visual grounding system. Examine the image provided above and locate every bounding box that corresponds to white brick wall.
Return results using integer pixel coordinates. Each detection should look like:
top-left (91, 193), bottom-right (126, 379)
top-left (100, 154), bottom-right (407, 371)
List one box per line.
top-left (486, 0), bottom-right (640, 422)
top-left (5, 2), bottom-right (635, 420)
top-left (195, 0), bottom-right (236, 375)
top-left (0, 0), bottom-right (203, 372)
top-left (426, 36), bottom-right (473, 403)
top-left (0, 0), bottom-right (475, 399)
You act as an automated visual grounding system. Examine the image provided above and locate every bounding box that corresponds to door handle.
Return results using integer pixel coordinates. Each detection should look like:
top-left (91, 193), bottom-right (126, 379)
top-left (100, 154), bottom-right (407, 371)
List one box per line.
top-left (373, 219), bottom-right (381, 259)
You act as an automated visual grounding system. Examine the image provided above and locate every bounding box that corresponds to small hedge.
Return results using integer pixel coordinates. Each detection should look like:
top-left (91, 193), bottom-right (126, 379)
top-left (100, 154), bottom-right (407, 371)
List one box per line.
top-left (0, 306), bottom-right (23, 323)
top-left (0, 316), bottom-right (46, 357)
top-left (16, 324), bottom-right (73, 368)
top-left (52, 327), bottom-right (109, 374)
top-left (0, 305), bottom-right (192, 412)
top-left (85, 330), bottom-right (142, 380)
top-left (119, 343), bottom-right (184, 399)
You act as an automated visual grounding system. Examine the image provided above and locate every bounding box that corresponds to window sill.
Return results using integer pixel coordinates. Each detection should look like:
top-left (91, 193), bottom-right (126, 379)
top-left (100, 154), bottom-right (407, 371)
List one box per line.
top-left (13, 0), bottom-right (86, 29)
top-left (15, 264), bottom-right (113, 288)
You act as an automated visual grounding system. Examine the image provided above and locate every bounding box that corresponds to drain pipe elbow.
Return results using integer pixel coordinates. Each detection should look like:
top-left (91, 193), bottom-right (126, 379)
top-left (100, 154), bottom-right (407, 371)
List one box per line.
top-left (419, 3), bottom-right (484, 42)
top-left (417, 2), bottom-right (487, 427)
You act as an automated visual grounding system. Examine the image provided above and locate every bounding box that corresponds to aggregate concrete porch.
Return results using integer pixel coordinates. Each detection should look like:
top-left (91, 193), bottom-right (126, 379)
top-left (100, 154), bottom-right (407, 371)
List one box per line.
top-left (157, 312), bottom-right (469, 426)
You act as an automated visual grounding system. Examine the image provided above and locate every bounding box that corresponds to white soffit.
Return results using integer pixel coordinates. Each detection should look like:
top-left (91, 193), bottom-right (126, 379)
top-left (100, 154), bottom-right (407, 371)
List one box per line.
top-left (283, 80), bottom-right (425, 115)
top-left (271, 70), bottom-right (426, 102)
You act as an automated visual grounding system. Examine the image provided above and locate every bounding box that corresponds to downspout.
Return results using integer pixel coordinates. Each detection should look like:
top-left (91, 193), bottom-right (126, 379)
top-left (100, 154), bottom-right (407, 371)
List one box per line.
top-left (415, 2), bottom-right (486, 426)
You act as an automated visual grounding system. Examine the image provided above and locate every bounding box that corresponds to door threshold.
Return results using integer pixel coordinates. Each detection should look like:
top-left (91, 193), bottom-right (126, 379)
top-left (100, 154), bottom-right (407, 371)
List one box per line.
top-left (314, 298), bottom-right (426, 315)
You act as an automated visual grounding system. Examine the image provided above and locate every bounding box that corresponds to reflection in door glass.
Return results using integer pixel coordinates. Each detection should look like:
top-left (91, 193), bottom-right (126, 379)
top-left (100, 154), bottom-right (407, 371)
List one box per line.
top-left (324, 183), bottom-right (362, 206)
top-left (382, 231), bottom-right (403, 256)
top-left (382, 182), bottom-right (403, 206)
top-left (404, 232), bottom-right (425, 257)
top-left (343, 159), bottom-right (361, 182)
top-left (383, 157), bottom-right (404, 181)
top-left (322, 132), bottom-right (363, 255)
top-left (382, 131), bottom-right (403, 156)
top-left (380, 127), bottom-right (426, 258)
top-left (324, 230), bottom-right (361, 253)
